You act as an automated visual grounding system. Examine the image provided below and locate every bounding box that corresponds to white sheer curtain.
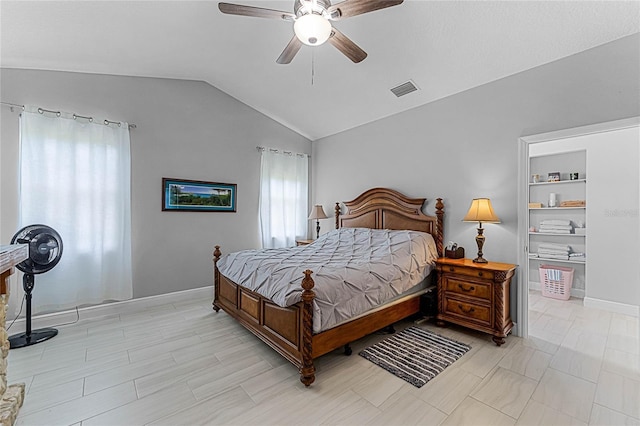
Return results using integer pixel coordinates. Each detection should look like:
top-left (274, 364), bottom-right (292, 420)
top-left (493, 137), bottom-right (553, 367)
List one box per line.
top-left (16, 109), bottom-right (132, 314)
top-left (259, 149), bottom-right (309, 248)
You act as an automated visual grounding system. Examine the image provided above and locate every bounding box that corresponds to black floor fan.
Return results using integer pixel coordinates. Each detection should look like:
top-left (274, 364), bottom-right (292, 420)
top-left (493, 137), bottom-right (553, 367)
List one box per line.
top-left (9, 224), bottom-right (63, 349)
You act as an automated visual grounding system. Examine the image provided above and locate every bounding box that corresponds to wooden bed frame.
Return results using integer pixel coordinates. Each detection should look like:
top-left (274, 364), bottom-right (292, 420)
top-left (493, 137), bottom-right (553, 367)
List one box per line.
top-left (212, 188), bottom-right (444, 386)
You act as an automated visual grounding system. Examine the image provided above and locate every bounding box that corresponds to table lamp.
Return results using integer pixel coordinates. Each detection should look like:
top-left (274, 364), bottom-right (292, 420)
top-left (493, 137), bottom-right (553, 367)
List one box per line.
top-left (308, 205), bottom-right (328, 239)
top-left (463, 198), bottom-right (500, 263)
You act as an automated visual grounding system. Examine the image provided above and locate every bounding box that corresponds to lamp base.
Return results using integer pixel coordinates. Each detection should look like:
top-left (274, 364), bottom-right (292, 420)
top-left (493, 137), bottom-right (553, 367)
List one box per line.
top-left (474, 225), bottom-right (488, 264)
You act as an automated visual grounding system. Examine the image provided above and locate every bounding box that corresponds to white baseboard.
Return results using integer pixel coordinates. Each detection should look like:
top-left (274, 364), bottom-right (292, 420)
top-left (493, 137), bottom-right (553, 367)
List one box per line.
top-left (7, 286), bottom-right (213, 335)
top-left (528, 281), bottom-right (585, 299)
top-left (527, 281), bottom-right (638, 317)
top-left (583, 297), bottom-right (640, 317)
top-left (511, 322), bottom-right (520, 337)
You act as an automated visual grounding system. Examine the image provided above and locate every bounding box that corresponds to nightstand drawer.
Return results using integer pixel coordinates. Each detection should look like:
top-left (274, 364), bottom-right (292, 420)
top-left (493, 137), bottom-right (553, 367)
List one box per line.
top-left (444, 298), bottom-right (491, 326)
top-left (445, 278), bottom-right (491, 300)
top-left (442, 265), bottom-right (494, 281)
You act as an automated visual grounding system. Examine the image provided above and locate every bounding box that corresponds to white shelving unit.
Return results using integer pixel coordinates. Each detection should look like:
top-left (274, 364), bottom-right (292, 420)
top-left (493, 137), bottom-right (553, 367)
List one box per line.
top-left (528, 151), bottom-right (587, 298)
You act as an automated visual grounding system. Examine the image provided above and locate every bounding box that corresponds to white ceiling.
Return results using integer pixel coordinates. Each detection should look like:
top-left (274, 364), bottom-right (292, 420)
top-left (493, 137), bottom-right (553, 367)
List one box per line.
top-left (1, 1), bottom-right (639, 140)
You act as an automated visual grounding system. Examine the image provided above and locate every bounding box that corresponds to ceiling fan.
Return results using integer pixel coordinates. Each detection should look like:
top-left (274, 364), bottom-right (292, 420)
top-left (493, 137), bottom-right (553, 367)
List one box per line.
top-left (218, 0), bottom-right (403, 64)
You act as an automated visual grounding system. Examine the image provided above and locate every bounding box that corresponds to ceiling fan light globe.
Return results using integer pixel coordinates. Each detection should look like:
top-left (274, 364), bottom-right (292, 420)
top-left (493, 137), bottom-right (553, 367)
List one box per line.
top-left (294, 13), bottom-right (331, 46)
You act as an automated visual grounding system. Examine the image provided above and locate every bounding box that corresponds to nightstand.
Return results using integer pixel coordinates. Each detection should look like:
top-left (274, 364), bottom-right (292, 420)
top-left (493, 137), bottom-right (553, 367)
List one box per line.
top-left (295, 239), bottom-right (314, 246)
top-left (435, 258), bottom-right (517, 346)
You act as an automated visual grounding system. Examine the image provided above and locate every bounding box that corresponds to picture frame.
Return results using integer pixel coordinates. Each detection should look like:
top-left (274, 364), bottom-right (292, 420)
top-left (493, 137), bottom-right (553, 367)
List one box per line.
top-left (162, 178), bottom-right (237, 212)
top-left (547, 172), bottom-right (561, 182)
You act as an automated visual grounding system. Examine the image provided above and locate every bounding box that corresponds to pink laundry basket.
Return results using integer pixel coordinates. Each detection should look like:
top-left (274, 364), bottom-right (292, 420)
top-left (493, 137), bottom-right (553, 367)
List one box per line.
top-left (539, 265), bottom-right (574, 300)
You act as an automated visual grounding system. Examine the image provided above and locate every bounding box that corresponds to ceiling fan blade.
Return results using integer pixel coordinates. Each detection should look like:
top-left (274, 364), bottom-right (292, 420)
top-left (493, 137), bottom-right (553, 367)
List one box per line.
top-left (218, 3), bottom-right (295, 21)
top-left (328, 28), bottom-right (367, 63)
top-left (328, 0), bottom-right (403, 20)
top-left (276, 36), bottom-right (303, 64)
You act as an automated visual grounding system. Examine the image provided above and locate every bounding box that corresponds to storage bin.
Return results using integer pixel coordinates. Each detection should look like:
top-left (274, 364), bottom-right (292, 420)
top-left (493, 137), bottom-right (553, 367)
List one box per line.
top-left (539, 264), bottom-right (574, 300)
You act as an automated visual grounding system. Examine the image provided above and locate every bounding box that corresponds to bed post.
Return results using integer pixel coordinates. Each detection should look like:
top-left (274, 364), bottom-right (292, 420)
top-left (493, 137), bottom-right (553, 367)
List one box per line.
top-left (435, 198), bottom-right (444, 258)
top-left (300, 269), bottom-right (316, 387)
top-left (334, 202), bottom-right (341, 229)
top-left (212, 245), bottom-right (221, 312)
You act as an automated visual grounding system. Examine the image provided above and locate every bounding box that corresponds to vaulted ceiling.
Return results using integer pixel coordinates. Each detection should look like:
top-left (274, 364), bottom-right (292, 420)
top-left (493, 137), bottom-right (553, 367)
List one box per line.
top-left (1, 1), bottom-right (638, 140)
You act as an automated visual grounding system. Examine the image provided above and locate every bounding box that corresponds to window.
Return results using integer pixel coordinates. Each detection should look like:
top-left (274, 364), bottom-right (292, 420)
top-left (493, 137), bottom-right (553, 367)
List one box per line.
top-left (18, 109), bottom-right (132, 313)
top-left (258, 149), bottom-right (309, 248)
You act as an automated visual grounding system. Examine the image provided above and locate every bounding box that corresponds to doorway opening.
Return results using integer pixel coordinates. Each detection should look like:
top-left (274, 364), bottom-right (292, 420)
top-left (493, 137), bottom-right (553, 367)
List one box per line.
top-left (516, 117), bottom-right (640, 338)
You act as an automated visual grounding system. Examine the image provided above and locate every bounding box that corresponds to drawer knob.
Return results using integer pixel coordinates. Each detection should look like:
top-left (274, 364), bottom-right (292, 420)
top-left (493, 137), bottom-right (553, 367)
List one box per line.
top-left (458, 304), bottom-right (475, 314)
top-left (458, 284), bottom-right (475, 292)
top-left (449, 267), bottom-right (455, 272)
top-left (478, 271), bottom-right (483, 277)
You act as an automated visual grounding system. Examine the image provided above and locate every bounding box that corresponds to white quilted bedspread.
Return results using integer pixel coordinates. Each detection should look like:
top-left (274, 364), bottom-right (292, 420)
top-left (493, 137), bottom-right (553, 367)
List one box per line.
top-left (216, 227), bottom-right (438, 333)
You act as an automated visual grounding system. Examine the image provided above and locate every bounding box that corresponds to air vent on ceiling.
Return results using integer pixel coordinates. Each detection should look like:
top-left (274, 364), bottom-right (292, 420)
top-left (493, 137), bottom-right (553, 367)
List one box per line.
top-left (390, 80), bottom-right (419, 97)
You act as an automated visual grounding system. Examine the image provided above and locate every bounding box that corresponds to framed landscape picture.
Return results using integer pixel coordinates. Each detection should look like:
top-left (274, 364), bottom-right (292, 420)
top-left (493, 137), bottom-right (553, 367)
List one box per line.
top-left (162, 178), bottom-right (237, 212)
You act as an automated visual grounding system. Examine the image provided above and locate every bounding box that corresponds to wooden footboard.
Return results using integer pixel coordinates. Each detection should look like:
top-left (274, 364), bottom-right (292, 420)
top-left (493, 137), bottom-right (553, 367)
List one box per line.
top-left (213, 246), bottom-right (316, 386)
top-left (213, 246), bottom-right (425, 387)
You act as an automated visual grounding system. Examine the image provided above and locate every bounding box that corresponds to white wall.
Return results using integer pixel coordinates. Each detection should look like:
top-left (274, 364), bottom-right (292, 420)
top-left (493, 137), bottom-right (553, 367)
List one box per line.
top-left (530, 125), bottom-right (640, 307)
top-left (0, 69), bottom-right (311, 312)
top-left (312, 34), bottom-right (640, 320)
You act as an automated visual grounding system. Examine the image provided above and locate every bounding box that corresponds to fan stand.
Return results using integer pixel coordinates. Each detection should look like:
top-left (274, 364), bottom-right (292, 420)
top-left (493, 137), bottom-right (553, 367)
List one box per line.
top-left (8, 273), bottom-right (58, 349)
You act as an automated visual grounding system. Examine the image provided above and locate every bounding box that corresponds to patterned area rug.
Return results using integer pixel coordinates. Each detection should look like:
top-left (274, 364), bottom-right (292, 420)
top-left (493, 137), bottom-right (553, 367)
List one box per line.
top-left (359, 326), bottom-right (471, 388)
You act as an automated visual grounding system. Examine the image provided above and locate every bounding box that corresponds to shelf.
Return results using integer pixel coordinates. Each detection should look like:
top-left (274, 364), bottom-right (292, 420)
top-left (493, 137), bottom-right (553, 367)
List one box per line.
top-left (529, 207), bottom-right (585, 210)
top-left (529, 232), bottom-right (585, 237)
top-left (528, 149), bottom-right (587, 295)
top-left (529, 179), bottom-right (586, 186)
top-left (528, 256), bottom-right (586, 265)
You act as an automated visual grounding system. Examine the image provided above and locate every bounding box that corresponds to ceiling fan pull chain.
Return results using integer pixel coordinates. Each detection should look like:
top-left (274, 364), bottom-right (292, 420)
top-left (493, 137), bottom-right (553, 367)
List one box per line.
top-left (311, 49), bottom-right (315, 86)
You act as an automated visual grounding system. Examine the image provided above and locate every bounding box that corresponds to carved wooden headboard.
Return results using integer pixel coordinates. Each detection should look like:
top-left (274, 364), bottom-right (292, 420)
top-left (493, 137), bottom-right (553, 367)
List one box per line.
top-left (334, 187), bottom-right (445, 257)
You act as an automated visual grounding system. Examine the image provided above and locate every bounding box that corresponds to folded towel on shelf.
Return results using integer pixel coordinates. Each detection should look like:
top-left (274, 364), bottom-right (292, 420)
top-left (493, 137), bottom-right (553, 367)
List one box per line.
top-left (569, 252), bottom-right (586, 258)
top-left (538, 228), bottom-right (573, 234)
top-left (538, 248), bottom-right (569, 255)
top-left (538, 252), bottom-right (570, 259)
top-left (537, 240), bottom-right (572, 259)
top-left (539, 225), bottom-right (573, 230)
top-left (540, 219), bottom-right (572, 226)
top-left (539, 243), bottom-right (572, 252)
top-left (538, 222), bottom-right (574, 234)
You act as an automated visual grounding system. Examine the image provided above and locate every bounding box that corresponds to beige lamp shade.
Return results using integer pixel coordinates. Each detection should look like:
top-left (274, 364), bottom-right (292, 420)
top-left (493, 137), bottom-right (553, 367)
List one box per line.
top-left (308, 205), bottom-right (328, 220)
top-left (463, 198), bottom-right (500, 223)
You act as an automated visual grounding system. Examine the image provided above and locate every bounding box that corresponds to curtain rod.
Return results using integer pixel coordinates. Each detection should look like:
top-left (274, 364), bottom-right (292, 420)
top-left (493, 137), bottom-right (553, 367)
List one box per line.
top-left (256, 145), bottom-right (309, 158)
top-left (1, 101), bottom-right (137, 130)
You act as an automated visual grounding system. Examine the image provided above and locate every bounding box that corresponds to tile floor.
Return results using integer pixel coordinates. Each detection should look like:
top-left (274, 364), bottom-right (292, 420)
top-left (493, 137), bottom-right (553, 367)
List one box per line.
top-left (6, 291), bottom-right (640, 425)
